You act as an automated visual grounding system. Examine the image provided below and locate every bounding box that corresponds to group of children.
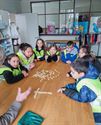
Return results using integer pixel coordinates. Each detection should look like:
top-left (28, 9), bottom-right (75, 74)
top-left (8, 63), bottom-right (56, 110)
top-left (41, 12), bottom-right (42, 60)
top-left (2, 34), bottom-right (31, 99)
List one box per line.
top-left (58, 46), bottom-right (101, 124)
top-left (0, 38), bottom-right (101, 124)
top-left (0, 39), bottom-right (79, 84)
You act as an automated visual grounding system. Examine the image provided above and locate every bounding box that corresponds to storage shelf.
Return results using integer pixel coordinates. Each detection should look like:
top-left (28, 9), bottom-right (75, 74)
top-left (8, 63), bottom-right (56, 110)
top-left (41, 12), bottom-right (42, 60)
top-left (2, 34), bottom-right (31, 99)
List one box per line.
top-left (40, 34), bottom-right (79, 36)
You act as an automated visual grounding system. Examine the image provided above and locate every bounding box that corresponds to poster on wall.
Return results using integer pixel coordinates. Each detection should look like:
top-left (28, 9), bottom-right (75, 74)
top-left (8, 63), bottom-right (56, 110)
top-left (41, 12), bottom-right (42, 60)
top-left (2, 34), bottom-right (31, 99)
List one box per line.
top-left (73, 21), bottom-right (88, 34)
top-left (47, 22), bottom-right (56, 34)
top-left (90, 17), bottom-right (101, 33)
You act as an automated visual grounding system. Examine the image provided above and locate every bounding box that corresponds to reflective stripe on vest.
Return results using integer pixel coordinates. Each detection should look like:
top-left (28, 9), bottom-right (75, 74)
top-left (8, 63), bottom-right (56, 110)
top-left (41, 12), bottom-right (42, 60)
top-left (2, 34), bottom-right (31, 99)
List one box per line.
top-left (76, 78), bottom-right (101, 113)
top-left (34, 48), bottom-right (44, 58)
top-left (12, 67), bottom-right (22, 76)
top-left (64, 49), bottom-right (76, 58)
top-left (46, 51), bottom-right (60, 56)
top-left (17, 52), bottom-right (35, 65)
top-left (0, 66), bottom-right (22, 76)
top-left (0, 66), bottom-right (12, 75)
top-left (64, 50), bottom-right (67, 58)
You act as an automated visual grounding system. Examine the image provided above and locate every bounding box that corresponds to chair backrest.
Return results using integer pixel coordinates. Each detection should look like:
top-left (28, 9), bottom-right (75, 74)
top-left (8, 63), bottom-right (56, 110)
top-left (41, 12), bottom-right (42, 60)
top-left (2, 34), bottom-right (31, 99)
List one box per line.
top-left (0, 46), bottom-right (6, 65)
top-left (0, 46), bottom-right (6, 82)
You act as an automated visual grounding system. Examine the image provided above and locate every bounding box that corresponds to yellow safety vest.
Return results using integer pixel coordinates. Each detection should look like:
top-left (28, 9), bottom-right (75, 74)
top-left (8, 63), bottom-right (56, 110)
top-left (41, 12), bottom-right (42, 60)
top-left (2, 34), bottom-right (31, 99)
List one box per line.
top-left (17, 52), bottom-right (35, 65)
top-left (46, 51), bottom-right (60, 56)
top-left (76, 78), bottom-right (101, 113)
top-left (33, 48), bottom-right (44, 58)
top-left (0, 65), bottom-right (22, 76)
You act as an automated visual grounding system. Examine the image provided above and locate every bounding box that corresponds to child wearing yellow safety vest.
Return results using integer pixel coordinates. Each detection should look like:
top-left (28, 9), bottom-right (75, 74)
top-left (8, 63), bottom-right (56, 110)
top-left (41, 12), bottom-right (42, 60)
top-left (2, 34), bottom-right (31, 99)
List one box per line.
top-left (58, 59), bottom-right (101, 124)
top-left (66, 46), bottom-right (100, 78)
top-left (17, 43), bottom-right (35, 70)
top-left (45, 44), bottom-right (60, 63)
top-left (0, 54), bottom-right (28, 84)
top-left (61, 41), bottom-right (79, 64)
top-left (33, 38), bottom-right (45, 61)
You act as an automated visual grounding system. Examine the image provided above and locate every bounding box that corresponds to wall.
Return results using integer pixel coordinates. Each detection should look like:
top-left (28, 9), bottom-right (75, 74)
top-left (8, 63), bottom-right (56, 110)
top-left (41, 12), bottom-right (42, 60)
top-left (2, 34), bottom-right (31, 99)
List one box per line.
top-left (0, 0), bottom-right (21, 13)
top-left (21, 0), bottom-right (50, 13)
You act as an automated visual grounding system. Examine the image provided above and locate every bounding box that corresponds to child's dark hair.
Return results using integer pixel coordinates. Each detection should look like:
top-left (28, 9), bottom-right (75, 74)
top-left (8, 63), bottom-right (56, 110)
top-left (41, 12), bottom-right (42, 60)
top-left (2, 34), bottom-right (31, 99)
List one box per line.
top-left (67, 41), bottom-right (74, 46)
top-left (80, 45), bottom-right (90, 55)
top-left (80, 54), bottom-right (94, 64)
top-left (36, 38), bottom-right (45, 50)
top-left (4, 53), bottom-right (19, 62)
top-left (80, 54), bottom-right (99, 71)
top-left (71, 60), bottom-right (89, 73)
top-left (19, 43), bottom-right (33, 51)
top-left (49, 44), bottom-right (57, 50)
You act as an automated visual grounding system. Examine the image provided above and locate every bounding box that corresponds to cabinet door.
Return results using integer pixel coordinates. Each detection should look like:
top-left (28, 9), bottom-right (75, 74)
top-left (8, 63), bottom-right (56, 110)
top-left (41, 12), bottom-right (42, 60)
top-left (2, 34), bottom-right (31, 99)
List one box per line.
top-left (15, 13), bottom-right (39, 48)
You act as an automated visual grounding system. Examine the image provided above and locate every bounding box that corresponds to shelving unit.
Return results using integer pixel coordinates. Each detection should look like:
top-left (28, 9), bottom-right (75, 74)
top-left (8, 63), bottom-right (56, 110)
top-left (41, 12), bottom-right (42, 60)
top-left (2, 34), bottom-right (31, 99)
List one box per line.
top-left (0, 10), bottom-right (13, 56)
top-left (0, 39), bottom-right (13, 56)
top-left (40, 34), bottom-right (79, 50)
top-left (45, 40), bottom-right (79, 50)
top-left (0, 28), bottom-right (13, 56)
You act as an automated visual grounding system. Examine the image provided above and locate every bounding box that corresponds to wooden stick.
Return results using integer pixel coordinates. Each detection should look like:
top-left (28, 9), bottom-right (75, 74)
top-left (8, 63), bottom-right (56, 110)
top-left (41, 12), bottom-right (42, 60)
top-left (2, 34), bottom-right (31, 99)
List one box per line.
top-left (34, 88), bottom-right (40, 99)
top-left (34, 91), bottom-right (52, 95)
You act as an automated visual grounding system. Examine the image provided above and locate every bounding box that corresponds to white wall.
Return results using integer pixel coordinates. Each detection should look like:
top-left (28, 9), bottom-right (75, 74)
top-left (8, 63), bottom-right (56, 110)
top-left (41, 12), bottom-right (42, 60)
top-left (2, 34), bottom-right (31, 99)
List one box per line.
top-left (0, 0), bottom-right (21, 13)
top-left (21, 0), bottom-right (51, 13)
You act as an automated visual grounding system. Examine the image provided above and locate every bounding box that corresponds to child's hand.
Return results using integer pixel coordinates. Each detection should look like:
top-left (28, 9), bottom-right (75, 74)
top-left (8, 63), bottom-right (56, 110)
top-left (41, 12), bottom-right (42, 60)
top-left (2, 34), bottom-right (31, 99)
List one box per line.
top-left (45, 55), bottom-right (48, 60)
top-left (22, 70), bottom-right (28, 77)
top-left (66, 73), bottom-right (70, 77)
top-left (56, 60), bottom-right (59, 63)
top-left (37, 58), bottom-right (40, 61)
top-left (56, 59), bottom-right (59, 63)
top-left (66, 72), bottom-right (72, 77)
top-left (29, 63), bottom-right (35, 70)
top-left (57, 87), bottom-right (66, 93)
top-left (56, 56), bottom-right (60, 62)
top-left (34, 59), bottom-right (37, 62)
top-left (66, 60), bottom-right (71, 64)
top-left (16, 87), bottom-right (32, 102)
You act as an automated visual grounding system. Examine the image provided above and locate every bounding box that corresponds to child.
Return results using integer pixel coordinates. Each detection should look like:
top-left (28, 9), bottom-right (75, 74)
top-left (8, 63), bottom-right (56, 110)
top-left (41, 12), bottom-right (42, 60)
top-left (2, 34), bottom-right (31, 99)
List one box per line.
top-left (45, 44), bottom-right (60, 63)
top-left (61, 41), bottom-right (79, 64)
top-left (78, 46), bottom-right (101, 79)
top-left (17, 43), bottom-right (35, 70)
top-left (78, 45), bottom-right (90, 58)
top-left (80, 54), bottom-right (101, 82)
top-left (58, 60), bottom-right (101, 124)
top-left (0, 54), bottom-right (28, 84)
top-left (33, 38), bottom-right (45, 61)
top-left (66, 45), bottom-right (100, 78)
top-left (0, 87), bottom-right (31, 125)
